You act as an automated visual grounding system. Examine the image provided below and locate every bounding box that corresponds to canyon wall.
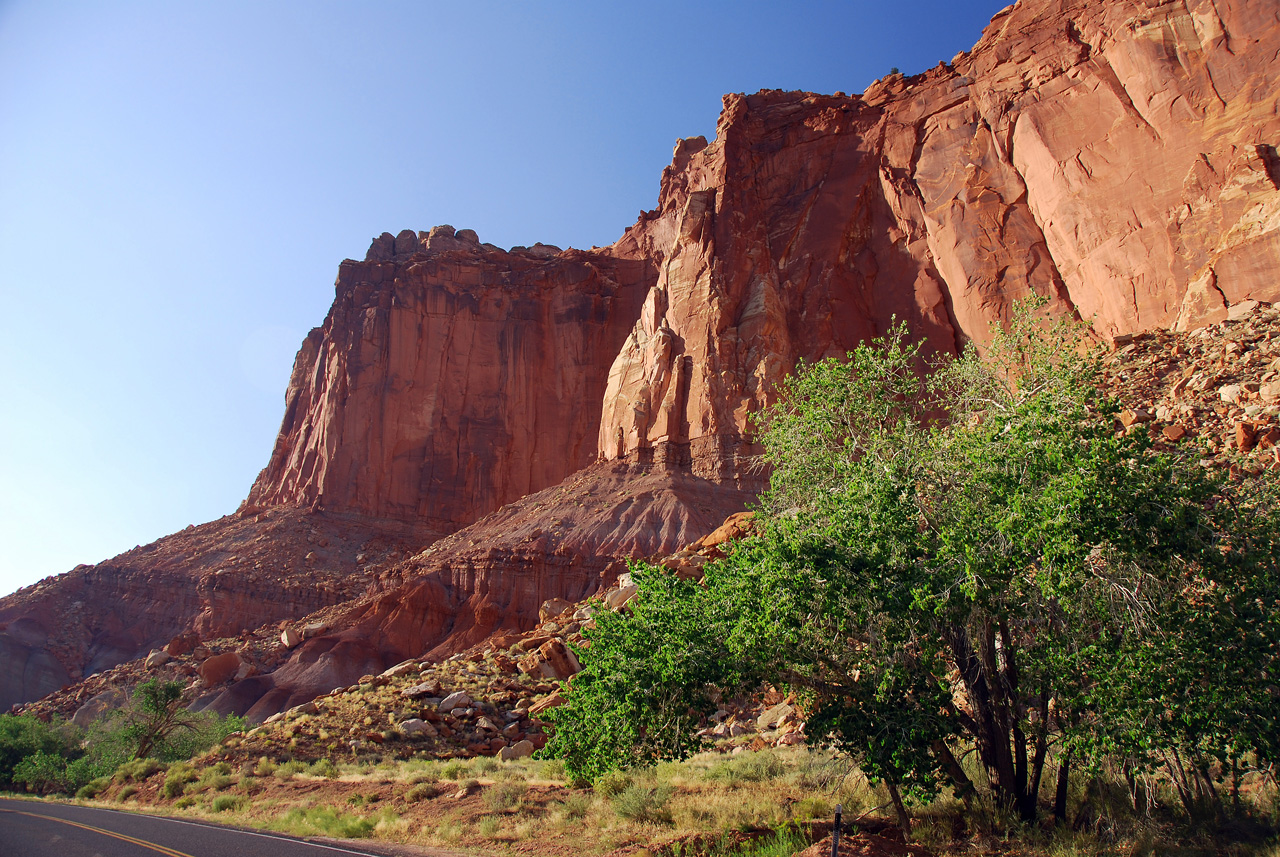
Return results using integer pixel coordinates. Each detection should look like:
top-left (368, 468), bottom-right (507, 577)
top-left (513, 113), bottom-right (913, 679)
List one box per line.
top-left (597, 0), bottom-right (1280, 461)
top-left (5, 0), bottom-right (1279, 717)
top-left (243, 229), bottom-right (653, 531)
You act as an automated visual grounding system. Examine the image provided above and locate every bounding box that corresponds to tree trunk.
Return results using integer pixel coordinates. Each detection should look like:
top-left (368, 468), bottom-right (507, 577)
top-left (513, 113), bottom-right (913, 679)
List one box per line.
top-left (885, 781), bottom-right (912, 841)
top-left (1054, 754), bottom-right (1071, 822)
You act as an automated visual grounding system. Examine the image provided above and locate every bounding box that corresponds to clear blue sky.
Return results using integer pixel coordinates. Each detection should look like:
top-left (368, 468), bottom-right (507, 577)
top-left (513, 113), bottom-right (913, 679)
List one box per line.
top-left (0, 0), bottom-right (1005, 596)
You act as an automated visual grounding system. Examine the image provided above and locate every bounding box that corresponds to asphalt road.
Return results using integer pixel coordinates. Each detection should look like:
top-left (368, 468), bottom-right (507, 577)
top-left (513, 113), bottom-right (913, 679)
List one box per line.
top-left (0, 797), bottom-right (386, 857)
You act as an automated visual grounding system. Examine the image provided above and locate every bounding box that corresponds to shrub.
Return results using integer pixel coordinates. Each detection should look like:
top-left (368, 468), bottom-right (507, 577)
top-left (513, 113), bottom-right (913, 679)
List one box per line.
top-left (594, 769), bottom-right (633, 797)
top-left (0, 714), bottom-right (75, 789)
top-left (704, 751), bottom-right (785, 784)
top-left (211, 794), bottom-right (243, 813)
top-left (612, 783), bottom-right (672, 824)
top-left (792, 796), bottom-right (832, 821)
top-left (307, 758), bottom-right (339, 778)
top-left (75, 776), bottom-right (111, 799)
top-left (483, 782), bottom-right (527, 812)
top-left (113, 758), bottom-right (163, 783)
top-left (406, 782), bottom-right (437, 802)
top-left (12, 751), bottom-right (74, 795)
top-left (162, 763), bottom-right (199, 799)
top-left (117, 784), bottom-right (138, 802)
top-left (555, 792), bottom-right (593, 820)
top-left (252, 756), bottom-right (277, 777)
top-left (440, 761), bottom-right (466, 780)
top-left (174, 795), bottom-right (198, 809)
top-left (471, 757), bottom-right (499, 775)
top-left (274, 760), bottom-right (307, 780)
top-left (281, 807), bottom-right (376, 838)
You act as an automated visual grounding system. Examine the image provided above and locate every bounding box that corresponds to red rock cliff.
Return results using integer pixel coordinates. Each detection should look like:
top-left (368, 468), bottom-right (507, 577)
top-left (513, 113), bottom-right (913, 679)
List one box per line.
top-left (598, 0), bottom-right (1280, 461)
top-left (244, 229), bottom-right (652, 532)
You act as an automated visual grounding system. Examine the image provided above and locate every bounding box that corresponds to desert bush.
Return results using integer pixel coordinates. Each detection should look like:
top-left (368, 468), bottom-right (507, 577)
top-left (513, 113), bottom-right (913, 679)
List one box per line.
top-left (612, 782), bottom-right (672, 824)
top-left (211, 794), bottom-right (243, 812)
top-left (161, 763), bottom-right (199, 798)
top-left (281, 807), bottom-right (376, 838)
top-left (252, 756), bottom-right (277, 777)
top-left (75, 776), bottom-right (111, 799)
top-left (483, 782), bottom-right (527, 812)
top-left (704, 750), bottom-right (785, 784)
top-left (406, 782), bottom-right (437, 802)
top-left (117, 784), bottom-right (138, 801)
top-left (440, 761), bottom-right (467, 780)
top-left (554, 792), bottom-right (593, 820)
top-left (173, 795), bottom-right (198, 809)
top-left (595, 769), bottom-right (633, 797)
top-left (307, 758), bottom-right (339, 778)
top-left (113, 758), bottom-right (163, 783)
top-left (792, 796), bottom-right (831, 821)
top-left (274, 760), bottom-right (306, 780)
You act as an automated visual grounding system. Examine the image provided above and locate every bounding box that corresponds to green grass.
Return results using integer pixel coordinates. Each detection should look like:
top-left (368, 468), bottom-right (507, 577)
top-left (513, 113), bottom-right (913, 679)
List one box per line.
top-left (280, 807), bottom-right (378, 839)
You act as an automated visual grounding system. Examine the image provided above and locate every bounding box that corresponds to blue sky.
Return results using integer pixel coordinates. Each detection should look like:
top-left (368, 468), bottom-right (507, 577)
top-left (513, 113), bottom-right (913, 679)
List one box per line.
top-left (0, 0), bottom-right (1005, 596)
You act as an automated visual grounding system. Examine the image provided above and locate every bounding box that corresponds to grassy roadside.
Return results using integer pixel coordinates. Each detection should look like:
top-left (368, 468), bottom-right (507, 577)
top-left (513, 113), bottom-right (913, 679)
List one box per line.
top-left (23, 745), bottom-right (1277, 857)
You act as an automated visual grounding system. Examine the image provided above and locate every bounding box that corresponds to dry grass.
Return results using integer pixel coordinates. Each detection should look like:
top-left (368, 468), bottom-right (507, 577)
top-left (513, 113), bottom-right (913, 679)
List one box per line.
top-left (60, 745), bottom-right (1280, 857)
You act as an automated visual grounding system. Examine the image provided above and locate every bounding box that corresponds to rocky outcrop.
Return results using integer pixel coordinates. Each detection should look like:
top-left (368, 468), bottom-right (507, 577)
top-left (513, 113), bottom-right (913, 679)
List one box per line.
top-left (0, 508), bottom-right (427, 712)
top-left (196, 455), bottom-right (757, 721)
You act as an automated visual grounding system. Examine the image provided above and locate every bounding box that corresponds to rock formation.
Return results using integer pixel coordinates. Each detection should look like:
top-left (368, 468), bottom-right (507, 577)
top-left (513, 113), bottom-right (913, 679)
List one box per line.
top-left (4, 0), bottom-right (1279, 719)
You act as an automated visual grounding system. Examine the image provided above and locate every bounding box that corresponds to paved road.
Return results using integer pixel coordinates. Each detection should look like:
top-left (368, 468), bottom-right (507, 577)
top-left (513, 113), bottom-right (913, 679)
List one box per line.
top-left (0, 797), bottom-right (386, 857)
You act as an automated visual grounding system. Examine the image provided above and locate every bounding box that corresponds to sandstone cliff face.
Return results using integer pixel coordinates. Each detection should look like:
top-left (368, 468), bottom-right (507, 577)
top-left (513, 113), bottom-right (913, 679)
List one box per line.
top-left (6, 0), bottom-right (1279, 718)
top-left (598, 0), bottom-right (1280, 461)
top-left (243, 231), bottom-right (652, 531)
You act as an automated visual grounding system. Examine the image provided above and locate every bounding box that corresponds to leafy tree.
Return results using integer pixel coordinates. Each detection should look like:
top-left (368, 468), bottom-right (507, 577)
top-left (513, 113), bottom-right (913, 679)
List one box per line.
top-left (0, 714), bottom-right (75, 789)
top-left (115, 678), bottom-right (244, 761)
top-left (547, 301), bottom-right (1280, 831)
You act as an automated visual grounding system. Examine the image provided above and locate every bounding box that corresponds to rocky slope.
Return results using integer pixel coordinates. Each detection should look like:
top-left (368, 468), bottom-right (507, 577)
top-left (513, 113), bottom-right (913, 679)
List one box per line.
top-left (4, 0), bottom-right (1278, 718)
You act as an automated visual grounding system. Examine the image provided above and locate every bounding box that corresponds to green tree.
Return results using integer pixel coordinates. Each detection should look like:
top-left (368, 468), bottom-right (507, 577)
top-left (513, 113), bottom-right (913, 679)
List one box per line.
top-left (0, 714), bottom-right (75, 789)
top-left (547, 302), bottom-right (1280, 831)
top-left (116, 678), bottom-right (243, 761)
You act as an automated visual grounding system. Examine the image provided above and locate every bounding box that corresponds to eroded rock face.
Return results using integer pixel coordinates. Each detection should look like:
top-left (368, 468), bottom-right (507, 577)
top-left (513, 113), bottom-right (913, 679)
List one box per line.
top-left (597, 0), bottom-right (1280, 461)
top-left (243, 245), bottom-right (652, 530)
top-left (0, 508), bottom-right (428, 712)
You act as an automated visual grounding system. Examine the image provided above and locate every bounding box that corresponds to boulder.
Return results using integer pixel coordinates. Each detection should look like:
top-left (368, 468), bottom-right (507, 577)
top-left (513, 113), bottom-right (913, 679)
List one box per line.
top-left (399, 718), bottom-right (438, 738)
top-left (144, 649), bottom-right (171, 669)
top-left (71, 688), bottom-right (127, 728)
top-left (538, 598), bottom-right (574, 623)
top-left (279, 627), bottom-right (301, 649)
top-left (499, 739), bottom-right (536, 761)
top-left (438, 690), bottom-right (471, 713)
top-left (164, 632), bottom-right (200, 658)
top-left (199, 651), bottom-right (242, 685)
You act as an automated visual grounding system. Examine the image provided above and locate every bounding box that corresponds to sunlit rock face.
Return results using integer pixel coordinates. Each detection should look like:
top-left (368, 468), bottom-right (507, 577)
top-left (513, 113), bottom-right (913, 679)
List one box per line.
top-left (5, 0), bottom-right (1279, 719)
top-left (597, 0), bottom-right (1280, 462)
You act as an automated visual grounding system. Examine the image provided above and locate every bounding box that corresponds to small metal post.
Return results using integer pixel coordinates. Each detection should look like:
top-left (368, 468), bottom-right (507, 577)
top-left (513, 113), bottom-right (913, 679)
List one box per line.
top-left (832, 803), bottom-right (842, 857)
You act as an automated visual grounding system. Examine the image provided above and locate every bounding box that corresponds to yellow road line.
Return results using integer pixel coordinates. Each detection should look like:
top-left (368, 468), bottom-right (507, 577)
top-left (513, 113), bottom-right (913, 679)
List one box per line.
top-left (1, 808), bottom-right (196, 857)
